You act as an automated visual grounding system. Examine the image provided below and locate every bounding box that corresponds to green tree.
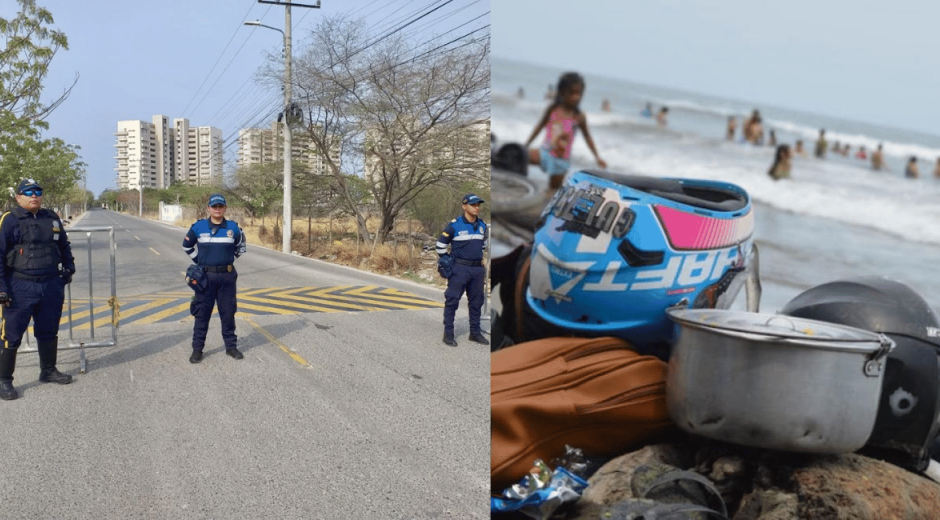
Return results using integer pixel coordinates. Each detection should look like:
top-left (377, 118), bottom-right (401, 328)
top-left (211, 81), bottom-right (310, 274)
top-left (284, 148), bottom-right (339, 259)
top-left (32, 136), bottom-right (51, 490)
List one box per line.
top-left (0, 0), bottom-right (76, 138)
top-left (407, 179), bottom-right (490, 237)
top-left (231, 161), bottom-right (284, 220)
top-left (0, 1), bottom-right (80, 202)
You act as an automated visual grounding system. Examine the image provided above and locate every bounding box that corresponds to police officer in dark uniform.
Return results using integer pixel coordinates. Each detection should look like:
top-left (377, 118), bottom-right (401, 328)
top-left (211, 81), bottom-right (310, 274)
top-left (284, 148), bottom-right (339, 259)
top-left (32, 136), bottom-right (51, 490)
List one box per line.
top-left (0, 178), bottom-right (76, 400)
top-left (436, 193), bottom-right (488, 347)
top-left (182, 194), bottom-right (246, 363)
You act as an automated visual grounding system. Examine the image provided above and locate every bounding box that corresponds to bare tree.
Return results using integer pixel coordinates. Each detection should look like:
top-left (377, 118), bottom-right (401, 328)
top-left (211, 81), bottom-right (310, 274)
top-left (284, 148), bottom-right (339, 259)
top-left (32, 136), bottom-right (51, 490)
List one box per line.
top-left (288, 15), bottom-right (489, 244)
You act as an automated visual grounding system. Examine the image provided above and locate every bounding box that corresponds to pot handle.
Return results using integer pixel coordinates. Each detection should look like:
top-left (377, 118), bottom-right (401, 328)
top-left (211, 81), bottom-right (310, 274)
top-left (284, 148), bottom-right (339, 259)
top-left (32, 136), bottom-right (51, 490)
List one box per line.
top-left (765, 315), bottom-right (798, 330)
top-left (863, 333), bottom-right (895, 377)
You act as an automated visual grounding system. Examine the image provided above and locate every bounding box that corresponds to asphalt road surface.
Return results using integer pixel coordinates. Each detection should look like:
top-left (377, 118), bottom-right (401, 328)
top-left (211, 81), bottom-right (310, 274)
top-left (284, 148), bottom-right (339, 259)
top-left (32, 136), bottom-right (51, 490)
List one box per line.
top-left (0, 209), bottom-right (490, 519)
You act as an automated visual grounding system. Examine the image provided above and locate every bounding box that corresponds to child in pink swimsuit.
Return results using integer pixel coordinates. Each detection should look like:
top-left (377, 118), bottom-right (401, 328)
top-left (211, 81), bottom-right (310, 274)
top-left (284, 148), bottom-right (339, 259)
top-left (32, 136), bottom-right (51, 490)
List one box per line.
top-left (526, 72), bottom-right (607, 191)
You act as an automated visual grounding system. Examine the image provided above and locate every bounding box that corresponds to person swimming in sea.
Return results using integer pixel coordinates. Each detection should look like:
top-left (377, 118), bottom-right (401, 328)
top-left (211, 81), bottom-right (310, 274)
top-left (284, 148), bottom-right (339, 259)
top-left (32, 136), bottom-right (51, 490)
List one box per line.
top-left (656, 106), bottom-right (669, 126)
top-left (871, 143), bottom-right (887, 171)
top-left (526, 72), bottom-right (607, 191)
top-left (641, 102), bottom-right (653, 118)
top-left (726, 116), bottom-right (737, 141)
top-left (905, 156), bottom-right (920, 179)
top-left (768, 144), bottom-right (792, 180)
top-left (743, 110), bottom-right (764, 145)
top-left (815, 129), bottom-right (828, 158)
top-left (794, 140), bottom-right (807, 156)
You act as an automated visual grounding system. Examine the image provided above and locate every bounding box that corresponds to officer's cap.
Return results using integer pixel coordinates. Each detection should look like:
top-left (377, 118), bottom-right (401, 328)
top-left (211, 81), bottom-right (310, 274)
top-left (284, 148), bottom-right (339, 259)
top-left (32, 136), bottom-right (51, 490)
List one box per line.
top-left (16, 178), bottom-right (42, 194)
top-left (208, 193), bottom-right (226, 206)
top-left (462, 193), bottom-right (484, 205)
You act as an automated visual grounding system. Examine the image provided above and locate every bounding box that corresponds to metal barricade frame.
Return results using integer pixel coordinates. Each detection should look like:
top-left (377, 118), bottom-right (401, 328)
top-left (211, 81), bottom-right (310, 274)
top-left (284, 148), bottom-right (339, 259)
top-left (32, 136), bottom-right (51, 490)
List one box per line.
top-left (21, 226), bottom-right (118, 374)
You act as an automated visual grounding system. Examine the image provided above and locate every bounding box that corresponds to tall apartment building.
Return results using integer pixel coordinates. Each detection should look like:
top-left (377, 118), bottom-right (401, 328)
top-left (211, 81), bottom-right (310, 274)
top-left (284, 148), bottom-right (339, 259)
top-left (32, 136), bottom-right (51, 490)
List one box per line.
top-left (364, 119), bottom-right (489, 184)
top-left (237, 122), bottom-right (340, 177)
top-left (114, 115), bottom-right (223, 190)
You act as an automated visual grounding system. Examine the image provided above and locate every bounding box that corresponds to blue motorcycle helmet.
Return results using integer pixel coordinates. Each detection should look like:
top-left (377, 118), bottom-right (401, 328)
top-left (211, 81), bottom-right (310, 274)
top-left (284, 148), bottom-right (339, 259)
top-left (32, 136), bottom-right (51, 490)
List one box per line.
top-left (526, 170), bottom-right (757, 352)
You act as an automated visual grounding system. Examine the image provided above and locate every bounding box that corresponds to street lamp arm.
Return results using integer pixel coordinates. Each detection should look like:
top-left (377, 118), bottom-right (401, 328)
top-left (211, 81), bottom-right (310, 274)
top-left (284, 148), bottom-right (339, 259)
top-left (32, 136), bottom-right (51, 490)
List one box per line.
top-left (243, 20), bottom-right (285, 36)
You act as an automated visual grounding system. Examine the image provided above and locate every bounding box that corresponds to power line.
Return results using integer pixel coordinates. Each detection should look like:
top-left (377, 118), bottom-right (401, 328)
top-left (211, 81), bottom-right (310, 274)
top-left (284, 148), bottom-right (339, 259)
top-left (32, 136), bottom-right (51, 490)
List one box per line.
top-left (180, 0), bottom-right (261, 117)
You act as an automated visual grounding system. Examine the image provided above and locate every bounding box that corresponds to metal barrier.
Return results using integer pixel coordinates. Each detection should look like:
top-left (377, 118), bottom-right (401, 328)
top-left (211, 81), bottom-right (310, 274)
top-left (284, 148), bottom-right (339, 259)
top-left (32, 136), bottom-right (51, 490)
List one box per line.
top-left (22, 226), bottom-right (118, 373)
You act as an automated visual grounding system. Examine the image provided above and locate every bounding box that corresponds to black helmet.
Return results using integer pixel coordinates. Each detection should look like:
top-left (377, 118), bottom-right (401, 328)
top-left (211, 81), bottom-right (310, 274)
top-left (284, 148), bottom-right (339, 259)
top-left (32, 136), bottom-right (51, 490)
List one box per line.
top-left (780, 276), bottom-right (940, 470)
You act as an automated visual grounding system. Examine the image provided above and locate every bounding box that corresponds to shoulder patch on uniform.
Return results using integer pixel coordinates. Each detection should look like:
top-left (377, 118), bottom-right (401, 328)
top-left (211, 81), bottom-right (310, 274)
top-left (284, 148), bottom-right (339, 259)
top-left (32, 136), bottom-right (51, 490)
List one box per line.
top-left (450, 218), bottom-right (457, 223)
top-left (442, 232), bottom-right (450, 237)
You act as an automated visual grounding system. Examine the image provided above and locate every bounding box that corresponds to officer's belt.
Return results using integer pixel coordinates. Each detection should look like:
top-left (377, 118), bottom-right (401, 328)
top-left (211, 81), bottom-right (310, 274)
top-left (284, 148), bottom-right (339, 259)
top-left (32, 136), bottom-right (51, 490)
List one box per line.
top-left (12, 272), bottom-right (54, 282)
top-left (202, 265), bottom-right (234, 273)
top-left (454, 258), bottom-right (483, 267)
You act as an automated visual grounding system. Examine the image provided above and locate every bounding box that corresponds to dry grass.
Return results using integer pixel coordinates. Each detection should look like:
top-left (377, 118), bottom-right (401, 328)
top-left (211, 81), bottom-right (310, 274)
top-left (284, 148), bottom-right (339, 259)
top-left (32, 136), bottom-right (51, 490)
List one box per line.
top-left (151, 211), bottom-right (446, 286)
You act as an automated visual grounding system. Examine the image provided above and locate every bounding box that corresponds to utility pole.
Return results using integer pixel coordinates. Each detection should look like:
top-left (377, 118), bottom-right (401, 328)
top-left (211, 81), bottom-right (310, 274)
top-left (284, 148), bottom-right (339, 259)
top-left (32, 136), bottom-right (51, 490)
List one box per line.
top-left (283, 4), bottom-right (292, 254)
top-left (249, 0), bottom-right (320, 254)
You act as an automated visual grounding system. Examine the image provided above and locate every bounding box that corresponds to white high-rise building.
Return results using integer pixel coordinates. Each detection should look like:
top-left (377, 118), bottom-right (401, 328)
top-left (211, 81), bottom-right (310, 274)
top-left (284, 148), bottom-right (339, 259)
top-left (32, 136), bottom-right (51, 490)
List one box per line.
top-left (363, 119), bottom-right (489, 184)
top-left (114, 115), bottom-right (224, 190)
top-left (237, 122), bottom-right (340, 176)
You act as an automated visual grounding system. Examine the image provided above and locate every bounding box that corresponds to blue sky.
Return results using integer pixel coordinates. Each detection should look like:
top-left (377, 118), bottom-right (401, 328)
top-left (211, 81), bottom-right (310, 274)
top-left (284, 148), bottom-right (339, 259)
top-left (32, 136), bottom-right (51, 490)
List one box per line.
top-left (492, 0), bottom-right (940, 138)
top-left (30, 0), bottom-right (489, 197)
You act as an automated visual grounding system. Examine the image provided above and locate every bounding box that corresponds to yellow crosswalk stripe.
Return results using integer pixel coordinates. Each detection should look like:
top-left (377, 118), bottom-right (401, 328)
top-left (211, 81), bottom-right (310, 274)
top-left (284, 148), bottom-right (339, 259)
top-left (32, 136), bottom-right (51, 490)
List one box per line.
top-left (267, 288), bottom-right (376, 311)
top-left (67, 303), bottom-right (114, 321)
top-left (237, 302), bottom-right (299, 315)
top-left (135, 302), bottom-right (193, 325)
top-left (297, 285), bottom-right (438, 309)
top-left (239, 294), bottom-right (345, 313)
top-left (341, 286), bottom-right (444, 307)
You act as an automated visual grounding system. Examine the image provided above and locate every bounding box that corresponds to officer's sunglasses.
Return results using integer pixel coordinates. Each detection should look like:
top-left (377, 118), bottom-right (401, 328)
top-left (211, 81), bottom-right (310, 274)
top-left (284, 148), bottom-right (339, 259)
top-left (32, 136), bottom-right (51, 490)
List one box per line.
top-left (20, 189), bottom-right (42, 197)
top-left (210, 204), bottom-right (226, 209)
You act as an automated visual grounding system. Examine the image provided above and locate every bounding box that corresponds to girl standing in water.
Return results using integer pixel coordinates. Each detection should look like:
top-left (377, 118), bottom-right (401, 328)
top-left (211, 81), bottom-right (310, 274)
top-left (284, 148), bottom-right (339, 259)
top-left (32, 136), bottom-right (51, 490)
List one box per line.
top-left (526, 72), bottom-right (607, 191)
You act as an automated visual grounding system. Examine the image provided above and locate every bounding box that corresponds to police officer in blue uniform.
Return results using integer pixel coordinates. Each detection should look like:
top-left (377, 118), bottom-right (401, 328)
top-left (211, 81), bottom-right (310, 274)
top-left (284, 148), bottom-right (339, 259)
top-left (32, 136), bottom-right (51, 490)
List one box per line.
top-left (436, 193), bottom-right (488, 347)
top-left (0, 178), bottom-right (76, 400)
top-left (182, 194), bottom-right (246, 363)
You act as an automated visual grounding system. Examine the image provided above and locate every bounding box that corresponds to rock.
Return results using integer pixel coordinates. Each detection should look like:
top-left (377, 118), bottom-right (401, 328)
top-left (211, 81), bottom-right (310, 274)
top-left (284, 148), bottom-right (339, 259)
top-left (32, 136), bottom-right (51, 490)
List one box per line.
top-left (785, 453), bottom-right (940, 520)
top-left (734, 489), bottom-right (798, 520)
top-left (569, 444), bottom-right (690, 519)
top-left (564, 441), bottom-right (940, 520)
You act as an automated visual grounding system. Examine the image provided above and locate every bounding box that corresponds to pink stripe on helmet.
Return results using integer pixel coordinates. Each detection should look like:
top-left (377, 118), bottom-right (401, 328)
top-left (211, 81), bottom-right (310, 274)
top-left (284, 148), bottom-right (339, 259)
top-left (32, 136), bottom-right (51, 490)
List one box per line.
top-left (654, 204), bottom-right (754, 250)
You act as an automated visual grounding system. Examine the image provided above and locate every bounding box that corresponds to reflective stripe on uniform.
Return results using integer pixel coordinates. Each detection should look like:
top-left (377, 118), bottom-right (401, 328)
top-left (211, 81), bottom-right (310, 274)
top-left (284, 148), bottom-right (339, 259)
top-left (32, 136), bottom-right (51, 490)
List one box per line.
top-left (197, 236), bottom-right (236, 244)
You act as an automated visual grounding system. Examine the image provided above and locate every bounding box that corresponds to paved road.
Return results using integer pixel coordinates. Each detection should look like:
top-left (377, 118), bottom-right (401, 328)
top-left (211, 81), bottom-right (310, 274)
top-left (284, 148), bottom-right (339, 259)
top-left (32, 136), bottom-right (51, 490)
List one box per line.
top-left (1, 209), bottom-right (490, 519)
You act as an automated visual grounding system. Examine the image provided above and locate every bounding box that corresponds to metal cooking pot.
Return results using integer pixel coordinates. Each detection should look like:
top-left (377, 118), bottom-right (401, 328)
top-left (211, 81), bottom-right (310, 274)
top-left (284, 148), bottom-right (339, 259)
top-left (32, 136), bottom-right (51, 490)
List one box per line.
top-left (666, 308), bottom-right (894, 453)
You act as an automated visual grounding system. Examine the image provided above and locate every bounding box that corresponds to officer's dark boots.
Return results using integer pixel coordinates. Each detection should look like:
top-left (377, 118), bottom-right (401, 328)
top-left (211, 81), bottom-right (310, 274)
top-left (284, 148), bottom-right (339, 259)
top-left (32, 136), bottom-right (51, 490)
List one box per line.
top-left (0, 348), bottom-right (18, 400)
top-left (37, 340), bottom-right (72, 385)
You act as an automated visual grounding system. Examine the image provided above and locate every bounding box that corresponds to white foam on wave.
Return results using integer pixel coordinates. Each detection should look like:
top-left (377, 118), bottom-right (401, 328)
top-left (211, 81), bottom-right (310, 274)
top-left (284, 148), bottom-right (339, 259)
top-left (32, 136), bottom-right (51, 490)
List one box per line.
top-left (593, 140), bottom-right (940, 246)
top-left (767, 119), bottom-right (940, 160)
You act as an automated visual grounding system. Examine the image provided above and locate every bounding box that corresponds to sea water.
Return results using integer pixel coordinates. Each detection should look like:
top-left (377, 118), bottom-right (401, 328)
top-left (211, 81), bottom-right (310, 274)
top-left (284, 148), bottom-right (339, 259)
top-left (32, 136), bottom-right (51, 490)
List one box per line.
top-left (492, 57), bottom-right (940, 312)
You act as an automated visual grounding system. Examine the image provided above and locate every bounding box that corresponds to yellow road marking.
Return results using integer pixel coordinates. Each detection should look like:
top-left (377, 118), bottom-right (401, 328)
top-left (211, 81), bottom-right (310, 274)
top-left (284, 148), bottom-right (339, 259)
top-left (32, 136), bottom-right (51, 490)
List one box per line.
top-left (72, 314), bottom-right (119, 330)
top-left (240, 287), bottom-right (279, 296)
top-left (341, 286), bottom-right (443, 307)
top-left (243, 315), bottom-right (310, 368)
top-left (237, 302), bottom-right (297, 315)
top-left (112, 298), bottom-right (176, 320)
top-left (306, 285), bottom-right (353, 296)
top-left (149, 248), bottom-right (160, 255)
top-left (67, 303), bottom-right (114, 321)
top-left (299, 285), bottom-right (434, 309)
top-left (135, 302), bottom-right (193, 324)
top-left (239, 294), bottom-right (343, 313)
top-left (268, 288), bottom-right (375, 311)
